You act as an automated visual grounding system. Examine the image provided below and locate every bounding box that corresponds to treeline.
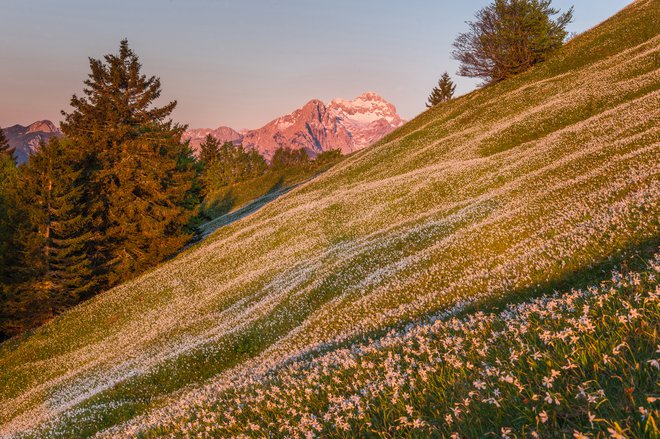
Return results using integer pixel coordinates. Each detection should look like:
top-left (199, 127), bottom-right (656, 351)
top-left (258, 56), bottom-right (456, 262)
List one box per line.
top-left (199, 135), bottom-right (267, 194)
top-left (0, 41), bottom-right (334, 340)
top-left (198, 134), bottom-right (340, 196)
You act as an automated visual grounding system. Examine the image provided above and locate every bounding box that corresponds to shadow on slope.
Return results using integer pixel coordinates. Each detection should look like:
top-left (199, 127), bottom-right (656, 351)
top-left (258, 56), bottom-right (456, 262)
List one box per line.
top-left (33, 237), bottom-right (659, 438)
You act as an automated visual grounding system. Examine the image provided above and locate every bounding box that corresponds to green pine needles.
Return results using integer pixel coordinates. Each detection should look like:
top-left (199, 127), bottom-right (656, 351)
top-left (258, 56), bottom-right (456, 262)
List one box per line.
top-left (427, 72), bottom-right (456, 107)
top-left (0, 40), bottom-right (200, 338)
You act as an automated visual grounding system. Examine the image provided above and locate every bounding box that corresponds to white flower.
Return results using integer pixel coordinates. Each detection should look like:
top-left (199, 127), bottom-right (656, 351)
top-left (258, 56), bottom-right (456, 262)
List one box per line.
top-left (473, 380), bottom-right (486, 390)
top-left (544, 392), bottom-right (560, 405)
top-left (542, 376), bottom-right (554, 388)
top-left (538, 410), bottom-right (548, 423)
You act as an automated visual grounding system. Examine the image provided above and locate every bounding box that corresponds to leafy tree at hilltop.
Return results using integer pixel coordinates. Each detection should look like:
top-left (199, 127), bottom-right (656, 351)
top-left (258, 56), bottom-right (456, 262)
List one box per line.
top-left (315, 149), bottom-right (342, 164)
top-left (0, 127), bottom-right (15, 164)
top-left (61, 39), bottom-right (198, 287)
top-left (452, 0), bottom-right (573, 84)
top-left (426, 72), bottom-right (456, 107)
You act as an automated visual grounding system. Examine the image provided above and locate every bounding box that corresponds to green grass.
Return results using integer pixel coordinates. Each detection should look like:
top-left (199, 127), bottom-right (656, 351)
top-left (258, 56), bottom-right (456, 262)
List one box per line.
top-left (0, 1), bottom-right (658, 437)
top-left (200, 159), bottom-right (340, 220)
top-left (140, 254), bottom-right (659, 438)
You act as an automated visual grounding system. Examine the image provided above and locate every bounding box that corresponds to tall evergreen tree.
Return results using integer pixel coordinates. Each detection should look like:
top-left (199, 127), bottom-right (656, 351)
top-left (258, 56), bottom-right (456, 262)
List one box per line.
top-left (199, 134), bottom-right (221, 165)
top-left (0, 127), bottom-right (15, 164)
top-left (0, 153), bottom-right (20, 340)
top-left (102, 127), bottom-right (196, 283)
top-left (1, 138), bottom-right (93, 337)
top-left (60, 39), bottom-right (198, 287)
top-left (0, 154), bottom-right (18, 283)
top-left (452, 0), bottom-right (573, 84)
top-left (426, 72), bottom-right (456, 107)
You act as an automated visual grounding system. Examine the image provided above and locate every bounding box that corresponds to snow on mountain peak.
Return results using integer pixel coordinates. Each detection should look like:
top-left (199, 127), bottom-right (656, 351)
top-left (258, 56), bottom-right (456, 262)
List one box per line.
top-left (185, 92), bottom-right (404, 159)
top-left (329, 93), bottom-right (402, 125)
top-left (328, 93), bottom-right (404, 149)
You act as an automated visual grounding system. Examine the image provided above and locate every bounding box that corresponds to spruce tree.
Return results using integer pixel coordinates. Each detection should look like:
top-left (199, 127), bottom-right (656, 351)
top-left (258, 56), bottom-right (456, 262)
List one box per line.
top-left (0, 127), bottom-right (15, 164)
top-left (0, 154), bottom-right (18, 282)
top-left (199, 134), bottom-right (221, 165)
top-left (0, 153), bottom-right (19, 339)
top-left (1, 138), bottom-right (94, 336)
top-left (61, 39), bottom-right (198, 287)
top-left (426, 72), bottom-right (456, 107)
top-left (102, 127), bottom-right (196, 283)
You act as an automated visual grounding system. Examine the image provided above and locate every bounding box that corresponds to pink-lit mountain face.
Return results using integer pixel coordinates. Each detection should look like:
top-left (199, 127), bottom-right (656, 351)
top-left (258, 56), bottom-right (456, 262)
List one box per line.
top-left (184, 92), bottom-right (404, 160)
top-left (181, 126), bottom-right (243, 151)
top-left (2, 120), bottom-right (60, 164)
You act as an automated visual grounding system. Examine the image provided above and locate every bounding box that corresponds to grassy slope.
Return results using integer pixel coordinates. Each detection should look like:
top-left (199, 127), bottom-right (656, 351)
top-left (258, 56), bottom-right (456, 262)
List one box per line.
top-left (138, 256), bottom-right (660, 437)
top-left (200, 161), bottom-right (337, 220)
top-left (198, 160), bottom-right (341, 238)
top-left (0, 0), bottom-right (658, 436)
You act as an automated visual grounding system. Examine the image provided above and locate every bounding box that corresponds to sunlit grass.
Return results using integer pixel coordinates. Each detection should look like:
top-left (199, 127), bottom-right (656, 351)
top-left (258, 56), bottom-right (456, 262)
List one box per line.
top-left (134, 256), bottom-right (660, 438)
top-left (0, 1), bottom-right (658, 437)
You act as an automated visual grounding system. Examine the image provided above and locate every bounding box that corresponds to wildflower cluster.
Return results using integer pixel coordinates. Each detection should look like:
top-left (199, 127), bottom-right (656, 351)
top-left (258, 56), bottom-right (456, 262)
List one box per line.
top-left (123, 258), bottom-right (660, 437)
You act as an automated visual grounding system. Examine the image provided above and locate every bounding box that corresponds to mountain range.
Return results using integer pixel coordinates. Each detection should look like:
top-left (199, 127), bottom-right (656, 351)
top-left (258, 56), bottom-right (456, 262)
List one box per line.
top-left (5, 93), bottom-right (403, 164)
top-left (182, 92), bottom-right (405, 160)
top-left (1, 120), bottom-right (60, 164)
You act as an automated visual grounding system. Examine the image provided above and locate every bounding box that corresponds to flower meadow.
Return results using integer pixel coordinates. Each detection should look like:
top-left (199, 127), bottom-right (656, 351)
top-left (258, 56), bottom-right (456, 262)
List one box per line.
top-left (116, 255), bottom-right (660, 438)
top-left (0, 1), bottom-right (659, 437)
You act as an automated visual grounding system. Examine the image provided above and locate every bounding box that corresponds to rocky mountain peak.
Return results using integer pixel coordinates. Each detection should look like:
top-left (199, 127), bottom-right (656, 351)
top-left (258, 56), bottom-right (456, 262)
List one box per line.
top-left (27, 120), bottom-right (58, 134)
top-left (185, 92), bottom-right (404, 161)
top-left (2, 120), bottom-right (61, 164)
top-left (181, 126), bottom-right (243, 152)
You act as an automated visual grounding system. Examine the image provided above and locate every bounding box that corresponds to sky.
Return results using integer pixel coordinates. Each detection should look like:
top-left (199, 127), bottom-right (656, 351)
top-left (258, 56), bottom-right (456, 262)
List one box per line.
top-left (1, 0), bottom-right (633, 130)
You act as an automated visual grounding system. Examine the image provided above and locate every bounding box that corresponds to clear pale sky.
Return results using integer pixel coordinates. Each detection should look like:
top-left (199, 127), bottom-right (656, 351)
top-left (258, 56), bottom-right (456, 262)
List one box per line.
top-left (0, 0), bottom-right (632, 130)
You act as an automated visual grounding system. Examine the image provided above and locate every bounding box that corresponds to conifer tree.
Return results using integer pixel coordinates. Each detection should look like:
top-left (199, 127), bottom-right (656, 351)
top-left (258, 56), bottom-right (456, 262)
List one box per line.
top-left (1, 138), bottom-right (94, 336)
top-left (60, 39), bottom-right (198, 287)
top-left (426, 72), bottom-right (456, 107)
top-left (102, 127), bottom-right (196, 283)
top-left (199, 134), bottom-right (221, 165)
top-left (0, 153), bottom-right (19, 339)
top-left (0, 154), bottom-right (18, 282)
top-left (0, 127), bottom-right (15, 164)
